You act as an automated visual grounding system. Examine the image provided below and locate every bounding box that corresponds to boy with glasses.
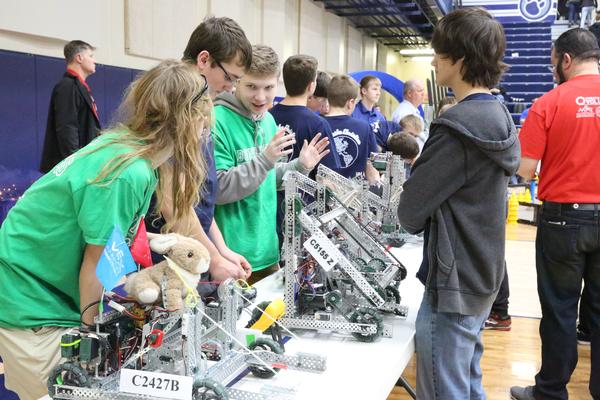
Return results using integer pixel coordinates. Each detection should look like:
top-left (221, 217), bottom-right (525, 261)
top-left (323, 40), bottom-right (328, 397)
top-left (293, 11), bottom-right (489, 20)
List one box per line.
top-left (147, 17), bottom-right (254, 283)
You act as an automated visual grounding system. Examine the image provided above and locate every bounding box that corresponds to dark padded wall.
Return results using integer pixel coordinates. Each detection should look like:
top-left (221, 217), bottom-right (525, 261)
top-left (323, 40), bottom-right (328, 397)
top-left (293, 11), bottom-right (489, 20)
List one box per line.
top-left (0, 51), bottom-right (37, 171)
top-left (0, 49), bottom-right (142, 171)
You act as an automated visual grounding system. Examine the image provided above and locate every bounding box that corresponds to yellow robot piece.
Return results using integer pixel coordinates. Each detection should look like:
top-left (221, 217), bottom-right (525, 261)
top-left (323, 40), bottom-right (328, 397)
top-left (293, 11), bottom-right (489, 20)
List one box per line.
top-left (249, 299), bottom-right (286, 332)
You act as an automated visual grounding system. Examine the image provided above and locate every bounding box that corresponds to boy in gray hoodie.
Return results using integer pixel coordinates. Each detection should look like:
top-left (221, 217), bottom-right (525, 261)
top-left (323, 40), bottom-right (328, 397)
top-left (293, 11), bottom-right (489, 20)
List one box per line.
top-left (397, 8), bottom-right (520, 399)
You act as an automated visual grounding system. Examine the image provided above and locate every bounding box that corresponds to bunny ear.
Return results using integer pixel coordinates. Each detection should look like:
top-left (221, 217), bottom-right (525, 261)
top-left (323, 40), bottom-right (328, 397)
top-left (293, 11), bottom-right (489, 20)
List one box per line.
top-left (149, 234), bottom-right (178, 254)
top-left (146, 232), bottom-right (160, 240)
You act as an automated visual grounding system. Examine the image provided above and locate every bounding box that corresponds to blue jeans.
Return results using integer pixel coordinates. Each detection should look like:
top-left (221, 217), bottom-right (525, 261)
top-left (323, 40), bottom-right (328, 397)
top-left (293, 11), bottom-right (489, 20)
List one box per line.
top-left (534, 204), bottom-right (600, 400)
top-left (415, 294), bottom-right (490, 399)
top-left (568, 3), bottom-right (579, 25)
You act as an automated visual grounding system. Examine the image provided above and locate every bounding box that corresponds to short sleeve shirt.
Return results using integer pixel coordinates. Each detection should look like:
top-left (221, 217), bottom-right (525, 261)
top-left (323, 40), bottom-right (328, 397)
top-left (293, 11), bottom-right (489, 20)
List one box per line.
top-left (519, 74), bottom-right (600, 202)
top-left (324, 115), bottom-right (378, 179)
top-left (269, 104), bottom-right (341, 169)
top-left (352, 100), bottom-right (390, 149)
top-left (0, 133), bottom-right (157, 328)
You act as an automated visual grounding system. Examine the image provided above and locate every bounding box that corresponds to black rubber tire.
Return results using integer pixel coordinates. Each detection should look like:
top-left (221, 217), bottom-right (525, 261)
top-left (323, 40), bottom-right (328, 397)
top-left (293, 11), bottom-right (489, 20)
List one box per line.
top-left (349, 307), bottom-right (384, 342)
top-left (248, 337), bottom-right (284, 379)
top-left (193, 378), bottom-right (229, 400)
top-left (47, 362), bottom-right (91, 397)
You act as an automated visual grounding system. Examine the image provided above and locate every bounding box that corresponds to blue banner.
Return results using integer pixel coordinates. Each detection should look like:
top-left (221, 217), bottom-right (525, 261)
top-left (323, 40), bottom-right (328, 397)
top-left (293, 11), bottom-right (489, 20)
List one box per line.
top-left (96, 225), bottom-right (137, 290)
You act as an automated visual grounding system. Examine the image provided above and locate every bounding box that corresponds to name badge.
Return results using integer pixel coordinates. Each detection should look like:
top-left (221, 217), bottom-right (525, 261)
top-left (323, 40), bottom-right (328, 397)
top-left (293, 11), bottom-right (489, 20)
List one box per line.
top-left (119, 369), bottom-right (193, 400)
top-left (303, 234), bottom-right (340, 271)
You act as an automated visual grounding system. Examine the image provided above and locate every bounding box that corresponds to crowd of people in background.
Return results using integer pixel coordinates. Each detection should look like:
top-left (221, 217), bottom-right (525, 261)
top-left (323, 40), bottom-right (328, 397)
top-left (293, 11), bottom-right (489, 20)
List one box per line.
top-left (1, 4), bottom-right (600, 400)
top-left (558, 0), bottom-right (599, 28)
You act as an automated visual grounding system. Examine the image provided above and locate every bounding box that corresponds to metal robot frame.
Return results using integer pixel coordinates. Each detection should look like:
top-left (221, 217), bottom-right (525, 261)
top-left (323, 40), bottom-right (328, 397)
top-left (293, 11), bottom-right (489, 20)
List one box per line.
top-left (279, 166), bottom-right (408, 342)
top-left (48, 279), bottom-right (326, 400)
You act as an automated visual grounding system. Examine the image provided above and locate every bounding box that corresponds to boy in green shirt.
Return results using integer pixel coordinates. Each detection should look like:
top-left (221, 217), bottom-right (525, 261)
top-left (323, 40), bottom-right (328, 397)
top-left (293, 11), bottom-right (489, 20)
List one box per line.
top-left (212, 45), bottom-right (330, 279)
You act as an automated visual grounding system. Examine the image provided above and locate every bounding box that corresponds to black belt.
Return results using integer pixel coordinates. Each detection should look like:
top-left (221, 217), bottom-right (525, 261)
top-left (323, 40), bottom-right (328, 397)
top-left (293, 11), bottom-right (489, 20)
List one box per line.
top-left (543, 201), bottom-right (600, 212)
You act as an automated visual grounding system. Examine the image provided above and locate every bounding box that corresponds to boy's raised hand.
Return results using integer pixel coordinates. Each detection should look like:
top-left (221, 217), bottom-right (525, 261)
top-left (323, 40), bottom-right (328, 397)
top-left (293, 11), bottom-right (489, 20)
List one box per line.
top-left (298, 133), bottom-right (330, 171)
top-left (264, 128), bottom-right (296, 164)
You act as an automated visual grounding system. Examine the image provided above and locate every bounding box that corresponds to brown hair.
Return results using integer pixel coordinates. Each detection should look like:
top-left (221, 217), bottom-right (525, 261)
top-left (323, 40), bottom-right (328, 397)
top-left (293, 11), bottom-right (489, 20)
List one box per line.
top-left (437, 96), bottom-right (457, 116)
top-left (327, 75), bottom-right (359, 108)
top-left (183, 16), bottom-right (252, 70)
top-left (399, 114), bottom-right (424, 134)
top-left (431, 8), bottom-right (508, 88)
top-left (64, 40), bottom-right (94, 63)
top-left (438, 96), bottom-right (457, 109)
top-left (359, 75), bottom-right (381, 90)
top-left (387, 132), bottom-right (419, 159)
top-left (283, 55), bottom-right (318, 96)
top-left (314, 71), bottom-right (331, 98)
top-left (248, 45), bottom-right (280, 77)
top-left (93, 60), bottom-right (211, 232)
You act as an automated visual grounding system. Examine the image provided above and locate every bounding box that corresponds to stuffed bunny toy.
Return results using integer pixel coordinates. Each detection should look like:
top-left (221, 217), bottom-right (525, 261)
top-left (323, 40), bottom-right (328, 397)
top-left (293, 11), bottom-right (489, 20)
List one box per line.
top-left (124, 233), bottom-right (210, 310)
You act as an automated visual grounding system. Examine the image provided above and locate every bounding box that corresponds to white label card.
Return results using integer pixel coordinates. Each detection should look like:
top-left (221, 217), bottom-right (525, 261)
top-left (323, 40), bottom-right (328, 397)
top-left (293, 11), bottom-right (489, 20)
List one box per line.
top-left (119, 369), bottom-right (193, 400)
top-left (303, 234), bottom-right (340, 271)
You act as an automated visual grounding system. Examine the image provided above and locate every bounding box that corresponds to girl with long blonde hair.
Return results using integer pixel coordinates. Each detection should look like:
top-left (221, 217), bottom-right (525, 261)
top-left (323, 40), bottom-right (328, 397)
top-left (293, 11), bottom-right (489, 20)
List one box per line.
top-left (0, 59), bottom-right (210, 400)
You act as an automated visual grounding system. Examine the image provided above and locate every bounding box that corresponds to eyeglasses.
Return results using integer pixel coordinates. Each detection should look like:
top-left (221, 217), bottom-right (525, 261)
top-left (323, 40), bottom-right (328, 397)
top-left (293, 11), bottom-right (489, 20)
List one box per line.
top-left (214, 59), bottom-right (241, 86)
top-left (191, 75), bottom-right (209, 104)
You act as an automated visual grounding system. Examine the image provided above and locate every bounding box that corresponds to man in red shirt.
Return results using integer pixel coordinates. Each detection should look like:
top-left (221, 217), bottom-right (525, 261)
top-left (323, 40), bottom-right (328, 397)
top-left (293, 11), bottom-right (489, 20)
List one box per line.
top-left (511, 28), bottom-right (600, 400)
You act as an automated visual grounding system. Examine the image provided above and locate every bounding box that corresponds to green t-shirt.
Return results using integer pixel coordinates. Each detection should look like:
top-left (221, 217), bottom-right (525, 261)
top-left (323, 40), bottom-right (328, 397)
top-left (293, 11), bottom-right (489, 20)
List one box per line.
top-left (0, 133), bottom-right (157, 328)
top-left (213, 106), bottom-right (279, 271)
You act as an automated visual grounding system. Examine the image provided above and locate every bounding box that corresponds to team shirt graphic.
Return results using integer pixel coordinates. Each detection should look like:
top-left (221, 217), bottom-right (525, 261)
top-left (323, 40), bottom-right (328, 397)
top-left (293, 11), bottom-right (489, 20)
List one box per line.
top-left (574, 96), bottom-right (600, 119)
top-left (333, 128), bottom-right (361, 168)
top-left (324, 115), bottom-right (377, 179)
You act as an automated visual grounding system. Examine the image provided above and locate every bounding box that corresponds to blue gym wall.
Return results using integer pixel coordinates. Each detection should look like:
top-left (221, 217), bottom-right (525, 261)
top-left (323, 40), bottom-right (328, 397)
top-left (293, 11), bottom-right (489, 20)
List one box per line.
top-left (0, 49), bottom-right (142, 172)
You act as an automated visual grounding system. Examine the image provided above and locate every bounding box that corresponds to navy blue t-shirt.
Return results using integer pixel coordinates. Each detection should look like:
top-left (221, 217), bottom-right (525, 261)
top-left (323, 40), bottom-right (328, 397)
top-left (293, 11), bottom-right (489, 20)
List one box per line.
top-left (324, 115), bottom-right (378, 179)
top-left (269, 104), bottom-right (341, 169)
top-left (416, 92), bottom-right (497, 286)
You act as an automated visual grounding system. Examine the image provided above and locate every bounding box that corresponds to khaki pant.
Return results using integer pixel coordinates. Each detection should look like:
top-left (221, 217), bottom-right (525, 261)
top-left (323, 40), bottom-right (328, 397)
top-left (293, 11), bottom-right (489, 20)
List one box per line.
top-left (0, 326), bottom-right (67, 400)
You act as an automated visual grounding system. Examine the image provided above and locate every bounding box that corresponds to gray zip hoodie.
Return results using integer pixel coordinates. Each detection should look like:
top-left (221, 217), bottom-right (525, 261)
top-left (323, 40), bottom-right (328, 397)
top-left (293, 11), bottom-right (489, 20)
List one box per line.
top-left (398, 99), bottom-right (520, 316)
top-left (213, 92), bottom-right (309, 205)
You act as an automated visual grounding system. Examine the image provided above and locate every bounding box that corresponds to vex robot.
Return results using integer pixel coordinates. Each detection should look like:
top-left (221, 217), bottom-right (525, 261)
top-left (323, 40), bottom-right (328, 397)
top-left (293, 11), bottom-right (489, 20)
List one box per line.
top-left (48, 279), bottom-right (326, 400)
top-left (317, 152), bottom-right (412, 247)
top-left (279, 164), bottom-right (408, 343)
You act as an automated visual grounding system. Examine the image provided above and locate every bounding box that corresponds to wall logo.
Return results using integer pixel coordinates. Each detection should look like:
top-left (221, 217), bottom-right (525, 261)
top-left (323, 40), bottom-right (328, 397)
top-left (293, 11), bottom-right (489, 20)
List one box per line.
top-left (519, 0), bottom-right (553, 22)
top-left (332, 128), bottom-right (361, 168)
